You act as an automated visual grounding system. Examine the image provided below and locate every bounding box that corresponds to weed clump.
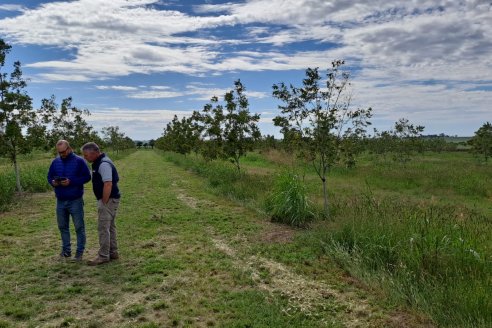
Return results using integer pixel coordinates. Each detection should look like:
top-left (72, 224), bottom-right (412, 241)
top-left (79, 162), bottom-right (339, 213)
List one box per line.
top-left (265, 172), bottom-right (314, 227)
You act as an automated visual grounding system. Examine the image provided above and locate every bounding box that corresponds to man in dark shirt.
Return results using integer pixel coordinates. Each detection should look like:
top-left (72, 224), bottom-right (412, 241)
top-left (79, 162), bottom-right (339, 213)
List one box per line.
top-left (47, 140), bottom-right (91, 261)
top-left (81, 142), bottom-right (121, 266)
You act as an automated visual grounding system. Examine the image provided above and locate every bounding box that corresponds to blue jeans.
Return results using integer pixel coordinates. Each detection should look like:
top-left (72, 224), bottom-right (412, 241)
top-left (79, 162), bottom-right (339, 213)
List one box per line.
top-left (56, 197), bottom-right (86, 255)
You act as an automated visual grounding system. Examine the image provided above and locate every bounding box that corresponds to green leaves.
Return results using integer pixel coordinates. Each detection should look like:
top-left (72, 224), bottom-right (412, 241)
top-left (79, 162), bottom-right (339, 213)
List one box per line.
top-left (468, 122), bottom-right (492, 162)
top-left (272, 60), bottom-right (372, 217)
top-left (188, 79), bottom-right (261, 171)
top-left (156, 115), bottom-right (200, 155)
top-left (0, 39), bottom-right (35, 191)
top-left (41, 95), bottom-right (101, 151)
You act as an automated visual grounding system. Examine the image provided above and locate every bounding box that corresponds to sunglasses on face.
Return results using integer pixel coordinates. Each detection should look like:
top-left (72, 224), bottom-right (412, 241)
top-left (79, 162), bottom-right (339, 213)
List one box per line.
top-left (58, 148), bottom-right (69, 155)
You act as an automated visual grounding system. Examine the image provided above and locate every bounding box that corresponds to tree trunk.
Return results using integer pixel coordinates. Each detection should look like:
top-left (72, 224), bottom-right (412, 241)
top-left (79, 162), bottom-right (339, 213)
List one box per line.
top-left (13, 155), bottom-right (22, 192)
top-left (235, 158), bottom-right (241, 173)
top-left (322, 176), bottom-right (329, 218)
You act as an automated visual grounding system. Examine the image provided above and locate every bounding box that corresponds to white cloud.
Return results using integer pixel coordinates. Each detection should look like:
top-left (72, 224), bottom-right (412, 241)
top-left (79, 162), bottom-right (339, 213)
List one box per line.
top-left (92, 83), bottom-right (269, 100)
top-left (0, 4), bottom-right (25, 11)
top-left (127, 90), bottom-right (184, 99)
top-left (96, 85), bottom-right (139, 91)
top-left (1, 0), bottom-right (489, 84)
top-left (88, 108), bottom-right (194, 139)
top-left (185, 85), bottom-right (269, 101)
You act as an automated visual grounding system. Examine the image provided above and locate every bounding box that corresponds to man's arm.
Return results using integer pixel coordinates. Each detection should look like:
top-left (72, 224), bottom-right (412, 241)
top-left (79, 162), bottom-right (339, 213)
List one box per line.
top-left (102, 181), bottom-right (112, 204)
top-left (99, 161), bottom-right (113, 204)
top-left (69, 157), bottom-right (92, 186)
top-left (47, 161), bottom-right (59, 187)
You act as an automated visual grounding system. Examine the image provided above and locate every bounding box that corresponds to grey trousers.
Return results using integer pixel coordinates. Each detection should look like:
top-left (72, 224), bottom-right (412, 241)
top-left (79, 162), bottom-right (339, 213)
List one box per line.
top-left (97, 198), bottom-right (120, 259)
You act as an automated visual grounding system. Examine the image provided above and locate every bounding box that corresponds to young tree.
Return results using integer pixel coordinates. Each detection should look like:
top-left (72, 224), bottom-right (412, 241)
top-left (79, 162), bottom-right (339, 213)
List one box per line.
top-left (102, 126), bottom-right (126, 153)
top-left (0, 39), bottom-right (36, 192)
top-left (390, 118), bottom-right (425, 164)
top-left (26, 123), bottom-right (50, 151)
top-left (192, 98), bottom-right (225, 160)
top-left (272, 60), bottom-right (372, 218)
top-left (468, 122), bottom-right (492, 162)
top-left (39, 95), bottom-right (101, 151)
top-left (148, 139), bottom-right (155, 149)
top-left (367, 128), bottom-right (394, 160)
top-left (194, 80), bottom-right (261, 171)
top-left (157, 115), bottom-right (199, 155)
top-left (222, 80), bottom-right (261, 172)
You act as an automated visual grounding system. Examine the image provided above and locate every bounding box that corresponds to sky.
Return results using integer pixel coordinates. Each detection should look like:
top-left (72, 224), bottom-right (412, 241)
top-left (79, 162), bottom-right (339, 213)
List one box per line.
top-left (0, 0), bottom-right (490, 140)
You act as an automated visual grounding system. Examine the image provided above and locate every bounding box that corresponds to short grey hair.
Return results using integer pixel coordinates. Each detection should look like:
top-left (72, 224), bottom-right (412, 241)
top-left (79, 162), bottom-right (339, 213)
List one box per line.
top-left (81, 142), bottom-right (100, 153)
top-left (56, 139), bottom-right (70, 148)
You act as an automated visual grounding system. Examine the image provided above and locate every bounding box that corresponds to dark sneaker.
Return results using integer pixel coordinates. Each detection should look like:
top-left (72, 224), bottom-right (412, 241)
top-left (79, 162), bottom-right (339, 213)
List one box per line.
top-left (71, 253), bottom-right (83, 262)
top-left (59, 252), bottom-right (71, 261)
top-left (110, 252), bottom-right (119, 260)
top-left (87, 256), bottom-right (110, 266)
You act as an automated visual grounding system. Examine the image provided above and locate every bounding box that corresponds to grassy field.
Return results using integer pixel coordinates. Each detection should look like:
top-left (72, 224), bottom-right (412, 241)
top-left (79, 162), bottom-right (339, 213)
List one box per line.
top-left (159, 149), bottom-right (491, 327)
top-left (0, 150), bottom-right (431, 327)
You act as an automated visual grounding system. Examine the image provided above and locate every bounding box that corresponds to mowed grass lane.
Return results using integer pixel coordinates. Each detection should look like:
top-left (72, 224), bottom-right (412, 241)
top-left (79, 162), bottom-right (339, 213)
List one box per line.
top-left (0, 150), bottom-right (425, 327)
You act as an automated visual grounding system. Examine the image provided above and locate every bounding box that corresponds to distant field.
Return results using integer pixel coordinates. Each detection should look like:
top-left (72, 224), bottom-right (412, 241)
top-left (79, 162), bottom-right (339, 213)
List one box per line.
top-left (442, 136), bottom-right (472, 143)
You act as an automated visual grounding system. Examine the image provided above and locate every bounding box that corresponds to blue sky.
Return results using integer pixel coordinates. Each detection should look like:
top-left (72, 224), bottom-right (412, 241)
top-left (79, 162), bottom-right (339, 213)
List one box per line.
top-left (0, 0), bottom-right (490, 140)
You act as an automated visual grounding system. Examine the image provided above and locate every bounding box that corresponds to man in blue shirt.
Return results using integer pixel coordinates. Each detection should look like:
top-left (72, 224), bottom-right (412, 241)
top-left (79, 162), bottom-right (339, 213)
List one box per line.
top-left (47, 140), bottom-right (91, 261)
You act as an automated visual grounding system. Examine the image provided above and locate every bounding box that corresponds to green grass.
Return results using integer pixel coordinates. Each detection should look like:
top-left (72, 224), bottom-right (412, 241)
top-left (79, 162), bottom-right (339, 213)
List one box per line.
top-left (1, 150), bottom-right (400, 327)
top-left (162, 149), bottom-right (492, 327)
top-left (321, 196), bottom-right (491, 327)
top-left (0, 160), bottom-right (52, 211)
top-left (2, 148), bottom-right (488, 326)
top-left (158, 151), bottom-right (272, 204)
top-left (265, 171), bottom-right (315, 227)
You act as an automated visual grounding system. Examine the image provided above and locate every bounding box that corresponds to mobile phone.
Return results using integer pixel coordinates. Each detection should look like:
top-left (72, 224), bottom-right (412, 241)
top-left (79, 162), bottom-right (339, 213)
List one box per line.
top-left (54, 176), bottom-right (68, 182)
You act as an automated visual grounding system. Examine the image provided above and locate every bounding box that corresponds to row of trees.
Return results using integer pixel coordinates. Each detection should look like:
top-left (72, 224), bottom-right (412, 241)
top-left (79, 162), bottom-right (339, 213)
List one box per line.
top-left (156, 79), bottom-right (261, 172)
top-left (155, 60), bottom-right (491, 217)
top-left (156, 61), bottom-right (372, 217)
top-left (0, 39), bottom-right (134, 192)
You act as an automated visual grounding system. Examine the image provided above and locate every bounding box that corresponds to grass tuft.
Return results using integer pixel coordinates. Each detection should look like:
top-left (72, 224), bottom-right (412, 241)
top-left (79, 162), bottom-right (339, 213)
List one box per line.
top-left (265, 171), bottom-right (315, 227)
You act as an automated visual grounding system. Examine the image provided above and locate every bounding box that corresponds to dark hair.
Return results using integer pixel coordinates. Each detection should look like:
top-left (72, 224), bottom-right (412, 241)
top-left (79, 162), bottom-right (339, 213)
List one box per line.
top-left (81, 142), bottom-right (100, 152)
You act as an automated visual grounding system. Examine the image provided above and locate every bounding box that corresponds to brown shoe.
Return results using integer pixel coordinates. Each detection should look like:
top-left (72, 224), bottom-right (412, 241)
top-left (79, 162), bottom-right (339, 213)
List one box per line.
top-left (110, 252), bottom-right (119, 260)
top-left (87, 256), bottom-right (110, 266)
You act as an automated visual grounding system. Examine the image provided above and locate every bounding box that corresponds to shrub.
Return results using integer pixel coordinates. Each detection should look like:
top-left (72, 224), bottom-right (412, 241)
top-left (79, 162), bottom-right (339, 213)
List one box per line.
top-left (265, 171), bottom-right (314, 227)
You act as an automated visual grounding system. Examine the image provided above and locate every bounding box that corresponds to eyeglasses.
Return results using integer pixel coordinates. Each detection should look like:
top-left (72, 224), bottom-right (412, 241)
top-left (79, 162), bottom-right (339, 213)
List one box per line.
top-left (58, 147), bottom-right (69, 155)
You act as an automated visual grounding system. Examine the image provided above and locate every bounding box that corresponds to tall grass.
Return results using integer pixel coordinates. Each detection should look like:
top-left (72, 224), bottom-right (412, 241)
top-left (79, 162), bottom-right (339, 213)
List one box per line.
top-left (264, 171), bottom-right (315, 227)
top-left (0, 161), bottom-right (52, 212)
top-left (0, 172), bottom-right (16, 212)
top-left (321, 195), bottom-right (492, 327)
top-left (158, 151), bottom-right (272, 203)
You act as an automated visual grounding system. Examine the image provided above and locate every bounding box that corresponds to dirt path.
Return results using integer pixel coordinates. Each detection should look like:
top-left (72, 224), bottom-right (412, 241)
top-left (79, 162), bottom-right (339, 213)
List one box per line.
top-left (0, 150), bottom-right (426, 327)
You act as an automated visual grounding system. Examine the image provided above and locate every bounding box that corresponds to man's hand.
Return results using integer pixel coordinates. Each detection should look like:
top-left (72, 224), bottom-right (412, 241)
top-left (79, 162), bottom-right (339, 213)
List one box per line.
top-left (52, 178), bottom-right (70, 187)
top-left (102, 181), bottom-right (112, 204)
